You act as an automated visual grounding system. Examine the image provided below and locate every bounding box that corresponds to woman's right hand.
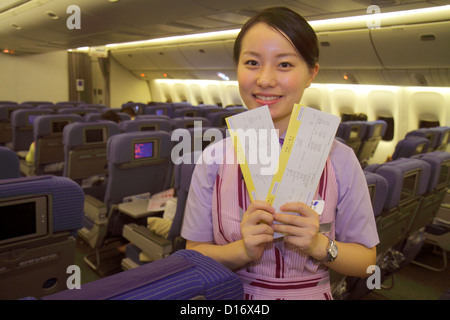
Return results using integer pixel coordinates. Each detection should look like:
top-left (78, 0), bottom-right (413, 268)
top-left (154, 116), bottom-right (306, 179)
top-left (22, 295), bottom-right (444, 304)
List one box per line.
top-left (240, 200), bottom-right (275, 262)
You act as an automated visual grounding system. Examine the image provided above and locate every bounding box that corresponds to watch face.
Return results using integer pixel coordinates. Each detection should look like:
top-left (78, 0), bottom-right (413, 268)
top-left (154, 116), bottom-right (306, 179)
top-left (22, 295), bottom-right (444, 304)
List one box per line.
top-left (330, 242), bottom-right (338, 258)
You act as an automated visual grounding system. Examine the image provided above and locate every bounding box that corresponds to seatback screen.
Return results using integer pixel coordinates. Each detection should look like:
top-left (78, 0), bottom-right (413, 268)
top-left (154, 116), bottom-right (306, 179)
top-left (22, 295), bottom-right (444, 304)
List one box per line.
top-left (134, 142), bottom-right (153, 159)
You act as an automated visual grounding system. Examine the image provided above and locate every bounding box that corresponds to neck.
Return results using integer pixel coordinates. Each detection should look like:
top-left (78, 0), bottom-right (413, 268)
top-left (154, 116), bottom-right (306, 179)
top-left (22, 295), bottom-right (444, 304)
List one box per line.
top-left (274, 117), bottom-right (290, 137)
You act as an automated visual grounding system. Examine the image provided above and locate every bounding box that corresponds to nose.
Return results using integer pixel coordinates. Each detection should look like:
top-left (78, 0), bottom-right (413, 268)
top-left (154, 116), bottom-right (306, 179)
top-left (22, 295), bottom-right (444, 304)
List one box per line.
top-left (256, 66), bottom-right (277, 88)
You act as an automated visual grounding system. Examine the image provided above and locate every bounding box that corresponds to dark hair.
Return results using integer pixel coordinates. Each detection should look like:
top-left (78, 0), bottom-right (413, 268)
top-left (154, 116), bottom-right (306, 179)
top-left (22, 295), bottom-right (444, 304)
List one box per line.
top-left (233, 7), bottom-right (319, 69)
top-left (101, 110), bottom-right (121, 123)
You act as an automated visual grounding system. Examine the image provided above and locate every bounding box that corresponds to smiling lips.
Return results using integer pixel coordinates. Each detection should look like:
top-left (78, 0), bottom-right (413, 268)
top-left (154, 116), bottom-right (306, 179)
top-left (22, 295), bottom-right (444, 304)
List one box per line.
top-left (254, 94), bottom-right (282, 105)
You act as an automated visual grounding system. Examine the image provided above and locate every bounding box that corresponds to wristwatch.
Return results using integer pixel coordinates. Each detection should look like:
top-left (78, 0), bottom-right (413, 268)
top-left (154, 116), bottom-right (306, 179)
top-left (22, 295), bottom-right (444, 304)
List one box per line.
top-left (313, 237), bottom-right (338, 264)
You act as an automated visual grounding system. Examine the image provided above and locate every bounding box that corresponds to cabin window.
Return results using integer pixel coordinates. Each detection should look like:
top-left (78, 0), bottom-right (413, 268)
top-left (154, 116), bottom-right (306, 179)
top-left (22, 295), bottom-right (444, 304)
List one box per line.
top-left (419, 119), bottom-right (440, 128)
top-left (378, 116), bottom-right (394, 141)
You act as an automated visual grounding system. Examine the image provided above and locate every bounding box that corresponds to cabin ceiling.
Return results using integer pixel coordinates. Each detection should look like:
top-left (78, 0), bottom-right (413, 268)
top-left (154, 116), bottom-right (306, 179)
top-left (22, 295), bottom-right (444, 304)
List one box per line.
top-left (0, 0), bottom-right (448, 55)
top-left (1, 0), bottom-right (449, 86)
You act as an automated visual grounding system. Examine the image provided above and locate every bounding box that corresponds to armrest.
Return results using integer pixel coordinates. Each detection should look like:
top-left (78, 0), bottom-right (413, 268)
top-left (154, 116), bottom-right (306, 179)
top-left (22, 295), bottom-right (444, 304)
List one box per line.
top-left (123, 223), bottom-right (172, 261)
top-left (77, 195), bottom-right (109, 249)
top-left (84, 195), bottom-right (108, 223)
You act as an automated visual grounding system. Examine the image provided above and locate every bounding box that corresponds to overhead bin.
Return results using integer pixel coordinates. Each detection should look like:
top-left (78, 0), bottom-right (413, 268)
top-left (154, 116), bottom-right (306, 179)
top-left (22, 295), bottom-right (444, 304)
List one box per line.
top-left (141, 46), bottom-right (195, 71)
top-left (177, 41), bottom-right (235, 69)
top-left (316, 29), bottom-right (382, 69)
top-left (112, 49), bottom-right (159, 71)
top-left (371, 20), bottom-right (450, 69)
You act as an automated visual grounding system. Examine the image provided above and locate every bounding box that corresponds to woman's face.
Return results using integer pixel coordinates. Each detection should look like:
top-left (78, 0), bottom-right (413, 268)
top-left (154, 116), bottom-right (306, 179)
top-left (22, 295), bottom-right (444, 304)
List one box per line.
top-left (237, 22), bottom-right (319, 133)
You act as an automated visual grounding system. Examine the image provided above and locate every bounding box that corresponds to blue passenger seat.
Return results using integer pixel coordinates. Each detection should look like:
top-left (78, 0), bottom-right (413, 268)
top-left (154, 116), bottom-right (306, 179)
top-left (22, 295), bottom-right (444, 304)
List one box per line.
top-left (0, 146), bottom-right (20, 179)
top-left (122, 151), bottom-right (202, 268)
top-left (357, 120), bottom-right (387, 166)
top-left (31, 114), bottom-right (83, 176)
top-left (10, 108), bottom-right (53, 153)
top-left (35, 250), bottom-right (243, 300)
top-left (78, 131), bottom-right (173, 273)
top-left (0, 175), bottom-right (84, 299)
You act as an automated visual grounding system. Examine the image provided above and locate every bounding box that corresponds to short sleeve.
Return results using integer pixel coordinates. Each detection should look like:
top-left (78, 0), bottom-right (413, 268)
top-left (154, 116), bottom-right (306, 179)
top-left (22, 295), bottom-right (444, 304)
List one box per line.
top-left (181, 142), bottom-right (223, 242)
top-left (331, 141), bottom-right (380, 248)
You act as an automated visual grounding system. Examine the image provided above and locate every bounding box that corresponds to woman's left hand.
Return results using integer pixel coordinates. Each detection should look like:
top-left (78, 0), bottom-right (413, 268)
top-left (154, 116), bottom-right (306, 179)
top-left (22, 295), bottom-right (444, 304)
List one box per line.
top-left (272, 202), bottom-right (326, 259)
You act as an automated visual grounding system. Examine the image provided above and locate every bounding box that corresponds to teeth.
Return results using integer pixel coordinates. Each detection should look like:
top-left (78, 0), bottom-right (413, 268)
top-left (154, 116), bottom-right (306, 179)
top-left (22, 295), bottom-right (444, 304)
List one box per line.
top-left (255, 95), bottom-right (281, 101)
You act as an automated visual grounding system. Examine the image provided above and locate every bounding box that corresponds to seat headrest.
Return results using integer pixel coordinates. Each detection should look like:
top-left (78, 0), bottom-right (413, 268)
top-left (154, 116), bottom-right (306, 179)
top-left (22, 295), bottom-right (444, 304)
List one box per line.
top-left (392, 136), bottom-right (430, 160)
top-left (364, 120), bottom-right (387, 138)
top-left (0, 175), bottom-right (84, 233)
top-left (63, 121), bottom-right (121, 147)
top-left (120, 119), bottom-right (171, 132)
top-left (337, 121), bottom-right (368, 140)
top-left (33, 114), bottom-right (83, 137)
top-left (170, 117), bottom-right (211, 129)
top-left (413, 151), bottom-right (450, 190)
top-left (11, 109), bottom-right (53, 126)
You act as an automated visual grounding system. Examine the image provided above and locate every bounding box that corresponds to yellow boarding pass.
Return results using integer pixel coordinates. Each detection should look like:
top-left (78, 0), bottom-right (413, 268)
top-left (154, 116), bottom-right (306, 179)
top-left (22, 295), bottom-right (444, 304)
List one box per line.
top-left (226, 105), bottom-right (340, 238)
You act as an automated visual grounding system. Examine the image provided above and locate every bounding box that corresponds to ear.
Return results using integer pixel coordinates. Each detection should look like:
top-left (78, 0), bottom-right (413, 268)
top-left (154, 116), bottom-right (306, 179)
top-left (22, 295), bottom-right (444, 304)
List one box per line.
top-left (306, 63), bottom-right (320, 88)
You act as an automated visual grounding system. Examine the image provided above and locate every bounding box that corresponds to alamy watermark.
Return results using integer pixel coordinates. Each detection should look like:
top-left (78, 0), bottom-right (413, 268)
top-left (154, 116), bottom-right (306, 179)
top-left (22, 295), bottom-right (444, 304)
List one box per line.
top-left (66, 5), bottom-right (81, 30)
top-left (170, 122), bottom-right (280, 175)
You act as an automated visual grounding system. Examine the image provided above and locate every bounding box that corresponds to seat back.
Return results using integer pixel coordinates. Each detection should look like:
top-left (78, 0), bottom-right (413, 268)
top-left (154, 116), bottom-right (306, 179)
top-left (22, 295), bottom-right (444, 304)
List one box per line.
top-left (0, 146), bottom-right (20, 179)
top-left (372, 158), bottom-right (431, 255)
top-left (409, 151), bottom-right (450, 233)
top-left (207, 110), bottom-right (243, 128)
top-left (434, 126), bottom-right (450, 151)
top-left (364, 171), bottom-right (388, 217)
top-left (172, 106), bottom-right (201, 118)
top-left (391, 136), bottom-right (430, 160)
top-left (143, 104), bottom-right (173, 117)
top-left (11, 108), bottom-right (53, 151)
top-left (120, 118), bottom-right (172, 133)
top-left (406, 128), bottom-right (441, 151)
top-left (33, 114), bottom-right (83, 175)
top-left (0, 104), bottom-right (33, 145)
top-left (21, 101), bottom-right (52, 107)
top-left (167, 151), bottom-right (203, 243)
top-left (0, 175), bottom-right (84, 299)
top-left (170, 117), bottom-right (211, 130)
top-left (63, 121), bottom-right (121, 181)
top-left (57, 107), bottom-right (101, 117)
top-left (357, 120), bottom-right (387, 163)
top-left (104, 131), bottom-right (173, 210)
top-left (335, 121), bottom-right (367, 156)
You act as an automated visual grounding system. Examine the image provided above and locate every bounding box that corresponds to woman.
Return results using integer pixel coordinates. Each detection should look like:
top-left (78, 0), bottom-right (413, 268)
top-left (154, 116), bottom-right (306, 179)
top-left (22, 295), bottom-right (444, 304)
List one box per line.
top-left (181, 7), bottom-right (378, 300)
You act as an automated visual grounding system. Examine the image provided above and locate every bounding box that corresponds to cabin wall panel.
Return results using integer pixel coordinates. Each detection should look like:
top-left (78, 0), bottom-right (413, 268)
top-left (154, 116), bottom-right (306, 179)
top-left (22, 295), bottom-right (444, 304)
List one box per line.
top-left (110, 56), bottom-right (151, 108)
top-left (0, 50), bottom-right (68, 103)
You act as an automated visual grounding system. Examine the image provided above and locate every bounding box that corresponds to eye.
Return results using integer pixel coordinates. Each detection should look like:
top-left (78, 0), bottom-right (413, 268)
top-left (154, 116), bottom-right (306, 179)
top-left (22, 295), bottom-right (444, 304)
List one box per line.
top-left (279, 62), bottom-right (293, 68)
top-left (244, 59), bottom-right (259, 67)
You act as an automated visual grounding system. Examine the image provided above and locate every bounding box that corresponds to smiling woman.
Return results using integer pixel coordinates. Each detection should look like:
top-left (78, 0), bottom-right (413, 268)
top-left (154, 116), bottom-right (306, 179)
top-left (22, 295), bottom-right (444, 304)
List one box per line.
top-left (182, 7), bottom-right (379, 300)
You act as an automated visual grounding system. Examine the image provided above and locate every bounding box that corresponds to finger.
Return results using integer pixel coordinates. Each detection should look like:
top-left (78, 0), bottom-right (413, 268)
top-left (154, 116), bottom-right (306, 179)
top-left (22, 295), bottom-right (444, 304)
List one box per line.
top-left (272, 222), bottom-right (302, 237)
top-left (273, 212), bottom-right (317, 229)
top-left (245, 209), bottom-right (274, 226)
top-left (247, 200), bottom-right (275, 214)
top-left (247, 223), bottom-right (275, 236)
top-left (279, 202), bottom-right (318, 218)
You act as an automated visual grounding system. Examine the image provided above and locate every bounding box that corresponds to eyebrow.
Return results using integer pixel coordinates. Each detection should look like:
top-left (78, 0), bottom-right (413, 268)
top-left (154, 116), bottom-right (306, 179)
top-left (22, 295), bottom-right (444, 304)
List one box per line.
top-left (241, 51), bottom-right (298, 59)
